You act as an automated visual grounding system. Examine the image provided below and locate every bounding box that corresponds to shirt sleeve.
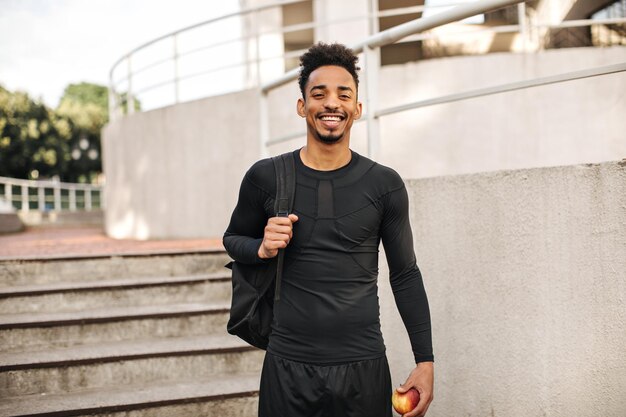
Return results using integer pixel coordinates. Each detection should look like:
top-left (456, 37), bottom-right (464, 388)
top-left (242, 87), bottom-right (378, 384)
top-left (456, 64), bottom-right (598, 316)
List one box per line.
top-left (223, 170), bottom-right (272, 265)
top-left (380, 183), bottom-right (434, 363)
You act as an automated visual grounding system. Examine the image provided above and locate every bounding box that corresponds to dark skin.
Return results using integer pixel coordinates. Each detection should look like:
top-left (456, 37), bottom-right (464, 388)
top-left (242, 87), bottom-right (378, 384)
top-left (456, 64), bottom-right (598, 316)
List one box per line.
top-left (258, 65), bottom-right (434, 417)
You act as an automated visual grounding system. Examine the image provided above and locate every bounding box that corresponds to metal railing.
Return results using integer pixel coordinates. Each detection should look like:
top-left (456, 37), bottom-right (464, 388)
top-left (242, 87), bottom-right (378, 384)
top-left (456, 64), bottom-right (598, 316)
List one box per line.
top-left (109, 0), bottom-right (626, 119)
top-left (109, 0), bottom-right (316, 118)
top-left (0, 177), bottom-right (104, 213)
top-left (107, 0), bottom-right (499, 118)
top-left (259, 0), bottom-right (626, 158)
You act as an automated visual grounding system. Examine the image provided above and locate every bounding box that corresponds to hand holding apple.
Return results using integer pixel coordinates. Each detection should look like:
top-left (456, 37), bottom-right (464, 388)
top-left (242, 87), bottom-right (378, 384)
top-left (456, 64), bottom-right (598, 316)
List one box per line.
top-left (392, 387), bottom-right (420, 415)
top-left (395, 362), bottom-right (434, 416)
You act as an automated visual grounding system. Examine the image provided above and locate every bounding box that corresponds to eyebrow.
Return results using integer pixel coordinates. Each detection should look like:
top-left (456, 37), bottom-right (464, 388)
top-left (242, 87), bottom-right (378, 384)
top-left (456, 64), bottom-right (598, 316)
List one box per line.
top-left (309, 85), bottom-right (354, 93)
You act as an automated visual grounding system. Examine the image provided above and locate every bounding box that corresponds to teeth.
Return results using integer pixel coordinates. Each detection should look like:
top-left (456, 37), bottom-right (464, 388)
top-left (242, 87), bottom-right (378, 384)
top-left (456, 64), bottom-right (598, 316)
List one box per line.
top-left (321, 116), bottom-right (341, 121)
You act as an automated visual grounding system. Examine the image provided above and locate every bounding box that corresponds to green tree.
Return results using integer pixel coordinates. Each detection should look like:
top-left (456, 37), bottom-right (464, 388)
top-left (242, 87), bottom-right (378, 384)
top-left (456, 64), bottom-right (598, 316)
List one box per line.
top-left (56, 82), bottom-right (109, 183)
top-left (118, 92), bottom-right (141, 114)
top-left (60, 82), bottom-right (108, 115)
top-left (0, 82), bottom-right (111, 183)
top-left (0, 86), bottom-right (71, 180)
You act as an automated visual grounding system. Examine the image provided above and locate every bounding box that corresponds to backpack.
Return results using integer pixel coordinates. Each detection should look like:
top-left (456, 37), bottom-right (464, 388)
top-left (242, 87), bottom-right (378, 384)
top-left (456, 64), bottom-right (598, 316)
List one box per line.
top-left (225, 151), bottom-right (296, 350)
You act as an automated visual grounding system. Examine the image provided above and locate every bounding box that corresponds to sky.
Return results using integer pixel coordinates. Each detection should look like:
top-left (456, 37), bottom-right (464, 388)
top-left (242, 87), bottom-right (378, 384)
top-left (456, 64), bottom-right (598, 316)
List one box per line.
top-left (0, 0), bottom-right (240, 107)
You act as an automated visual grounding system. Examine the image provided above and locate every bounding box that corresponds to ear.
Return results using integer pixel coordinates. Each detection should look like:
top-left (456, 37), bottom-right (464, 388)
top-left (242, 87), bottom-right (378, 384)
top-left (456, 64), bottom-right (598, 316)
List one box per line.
top-left (297, 97), bottom-right (306, 118)
top-left (354, 101), bottom-right (363, 120)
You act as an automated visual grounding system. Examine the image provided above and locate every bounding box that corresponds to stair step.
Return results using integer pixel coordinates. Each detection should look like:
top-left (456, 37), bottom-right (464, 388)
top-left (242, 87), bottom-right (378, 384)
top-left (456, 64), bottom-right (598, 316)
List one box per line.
top-left (0, 273), bottom-right (232, 314)
top-left (0, 303), bottom-right (231, 352)
top-left (0, 372), bottom-right (260, 417)
top-left (0, 334), bottom-right (252, 370)
top-left (0, 302), bottom-right (230, 329)
top-left (0, 272), bottom-right (230, 296)
top-left (0, 335), bottom-right (263, 396)
top-left (0, 252), bottom-right (231, 286)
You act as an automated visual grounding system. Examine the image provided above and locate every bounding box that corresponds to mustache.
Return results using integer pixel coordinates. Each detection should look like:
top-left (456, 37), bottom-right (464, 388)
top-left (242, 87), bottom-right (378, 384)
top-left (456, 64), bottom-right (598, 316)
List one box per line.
top-left (316, 111), bottom-right (347, 118)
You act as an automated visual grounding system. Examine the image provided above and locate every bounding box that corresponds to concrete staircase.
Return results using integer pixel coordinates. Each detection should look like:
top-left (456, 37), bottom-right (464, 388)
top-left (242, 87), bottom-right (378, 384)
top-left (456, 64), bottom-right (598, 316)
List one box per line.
top-left (0, 251), bottom-right (263, 416)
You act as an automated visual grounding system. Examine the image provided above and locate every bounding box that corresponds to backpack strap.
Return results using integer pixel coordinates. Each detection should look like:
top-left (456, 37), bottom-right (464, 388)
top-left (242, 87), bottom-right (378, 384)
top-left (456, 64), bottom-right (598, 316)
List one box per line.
top-left (271, 151), bottom-right (296, 302)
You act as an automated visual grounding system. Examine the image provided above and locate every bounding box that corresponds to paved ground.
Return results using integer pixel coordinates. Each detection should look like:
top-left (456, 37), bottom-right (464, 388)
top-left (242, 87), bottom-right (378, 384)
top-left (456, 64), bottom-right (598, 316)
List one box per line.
top-left (0, 226), bottom-right (223, 260)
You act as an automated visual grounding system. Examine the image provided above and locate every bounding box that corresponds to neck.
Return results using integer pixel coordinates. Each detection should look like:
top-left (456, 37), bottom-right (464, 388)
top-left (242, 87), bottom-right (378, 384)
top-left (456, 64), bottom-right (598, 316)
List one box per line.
top-left (300, 140), bottom-right (351, 171)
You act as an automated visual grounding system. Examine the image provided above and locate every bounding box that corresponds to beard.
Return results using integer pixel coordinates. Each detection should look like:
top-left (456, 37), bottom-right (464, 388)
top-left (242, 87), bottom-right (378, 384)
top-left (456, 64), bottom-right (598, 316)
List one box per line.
top-left (317, 131), bottom-right (344, 144)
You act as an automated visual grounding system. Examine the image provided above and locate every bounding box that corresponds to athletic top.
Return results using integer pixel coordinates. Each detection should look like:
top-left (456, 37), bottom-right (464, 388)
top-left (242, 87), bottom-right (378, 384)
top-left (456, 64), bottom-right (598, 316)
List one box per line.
top-left (223, 148), bottom-right (433, 364)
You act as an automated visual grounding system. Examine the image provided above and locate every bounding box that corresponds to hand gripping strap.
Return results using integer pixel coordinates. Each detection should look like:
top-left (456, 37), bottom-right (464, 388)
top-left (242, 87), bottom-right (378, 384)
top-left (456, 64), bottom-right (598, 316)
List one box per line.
top-left (271, 152), bottom-right (296, 302)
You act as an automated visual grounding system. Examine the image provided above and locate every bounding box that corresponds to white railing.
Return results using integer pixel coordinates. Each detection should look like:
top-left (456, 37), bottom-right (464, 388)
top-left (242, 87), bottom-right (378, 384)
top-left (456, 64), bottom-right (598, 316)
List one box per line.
top-left (0, 176), bottom-right (104, 213)
top-left (259, 0), bottom-right (626, 158)
top-left (107, 0), bottom-right (502, 117)
top-left (109, 0), bottom-right (313, 118)
top-left (109, 0), bottom-right (626, 119)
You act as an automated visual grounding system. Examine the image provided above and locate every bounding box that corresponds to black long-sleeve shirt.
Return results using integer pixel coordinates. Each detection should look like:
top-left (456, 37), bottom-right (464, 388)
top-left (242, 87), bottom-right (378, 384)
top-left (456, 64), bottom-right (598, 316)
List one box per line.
top-left (223, 148), bottom-right (433, 364)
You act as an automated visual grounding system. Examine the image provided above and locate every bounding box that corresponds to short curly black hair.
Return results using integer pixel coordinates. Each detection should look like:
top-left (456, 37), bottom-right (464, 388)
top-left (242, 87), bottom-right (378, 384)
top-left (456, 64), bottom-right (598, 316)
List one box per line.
top-left (298, 42), bottom-right (360, 98)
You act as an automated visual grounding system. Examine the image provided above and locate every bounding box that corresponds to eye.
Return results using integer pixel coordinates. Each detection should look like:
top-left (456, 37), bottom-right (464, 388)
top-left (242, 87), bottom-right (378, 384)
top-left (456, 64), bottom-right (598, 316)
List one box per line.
top-left (340, 94), bottom-right (351, 99)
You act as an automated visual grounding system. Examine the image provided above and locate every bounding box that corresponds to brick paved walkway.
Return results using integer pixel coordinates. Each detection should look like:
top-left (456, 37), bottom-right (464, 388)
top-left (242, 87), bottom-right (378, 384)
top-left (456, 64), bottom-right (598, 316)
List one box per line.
top-left (0, 226), bottom-right (224, 260)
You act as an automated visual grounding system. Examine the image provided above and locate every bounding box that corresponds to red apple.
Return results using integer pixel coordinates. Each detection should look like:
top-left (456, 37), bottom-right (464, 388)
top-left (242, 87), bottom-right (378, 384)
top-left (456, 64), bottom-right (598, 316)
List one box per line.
top-left (392, 387), bottom-right (420, 415)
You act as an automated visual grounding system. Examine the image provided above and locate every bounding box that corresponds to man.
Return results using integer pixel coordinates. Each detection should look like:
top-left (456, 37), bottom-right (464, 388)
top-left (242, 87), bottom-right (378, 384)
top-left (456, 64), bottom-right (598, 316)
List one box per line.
top-left (223, 42), bottom-right (434, 417)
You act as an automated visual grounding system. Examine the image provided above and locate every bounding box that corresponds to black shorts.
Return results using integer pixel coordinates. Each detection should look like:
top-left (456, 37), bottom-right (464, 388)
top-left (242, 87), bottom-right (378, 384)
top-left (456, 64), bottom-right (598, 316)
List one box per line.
top-left (258, 352), bottom-right (393, 417)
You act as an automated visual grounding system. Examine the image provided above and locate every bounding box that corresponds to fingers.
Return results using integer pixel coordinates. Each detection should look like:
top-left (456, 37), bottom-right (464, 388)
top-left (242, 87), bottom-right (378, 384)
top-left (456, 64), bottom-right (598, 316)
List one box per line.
top-left (405, 388), bottom-right (432, 417)
top-left (258, 214), bottom-right (298, 259)
top-left (399, 362), bottom-right (434, 417)
top-left (266, 225), bottom-right (293, 238)
top-left (266, 215), bottom-right (298, 238)
top-left (269, 214), bottom-right (298, 225)
top-left (396, 382), bottom-right (410, 394)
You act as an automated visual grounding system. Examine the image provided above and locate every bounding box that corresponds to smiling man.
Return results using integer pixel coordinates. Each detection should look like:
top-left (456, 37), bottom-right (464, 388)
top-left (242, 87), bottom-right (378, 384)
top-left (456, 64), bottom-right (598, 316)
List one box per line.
top-left (223, 43), bottom-right (434, 417)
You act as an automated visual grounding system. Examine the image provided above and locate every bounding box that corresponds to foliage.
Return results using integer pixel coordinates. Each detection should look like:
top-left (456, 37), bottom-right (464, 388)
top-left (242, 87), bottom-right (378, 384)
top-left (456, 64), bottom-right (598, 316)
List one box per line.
top-left (118, 92), bottom-right (141, 114)
top-left (56, 83), bottom-right (109, 183)
top-left (0, 86), bottom-right (71, 180)
top-left (57, 82), bottom-right (108, 129)
top-left (0, 82), bottom-right (109, 183)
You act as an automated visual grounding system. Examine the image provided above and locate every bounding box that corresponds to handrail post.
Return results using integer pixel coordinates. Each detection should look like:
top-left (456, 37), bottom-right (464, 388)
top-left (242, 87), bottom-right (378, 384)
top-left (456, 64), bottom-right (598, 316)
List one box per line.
top-left (368, 0), bottom-right (380, 36)
top-left (127, 55), bottom-right (135, 115)
top-left (363, 45), bottom-right (380, 160)
top-left (259, 89), bottom-right (270, 158)
top-left (69, 187), bottom-right (77, 212)
top-left (108, 86), bottom-right (117, 122)
top-left (21, 185), bottom-right (29, 212)
top-left (254, 10), bottom-right (262, 87)
top-left (85, 188), bottom-right (92, 211)
top-left (173, 34), bottom-right (180, 103)
top-left (54, 182), bottom-right (61, 211)
top-left (5, 183), bottom-right (13, 209)
top-left (518, 2), bottom-right (527, 52)
top-left (38, 186), bottom-right (45, 211)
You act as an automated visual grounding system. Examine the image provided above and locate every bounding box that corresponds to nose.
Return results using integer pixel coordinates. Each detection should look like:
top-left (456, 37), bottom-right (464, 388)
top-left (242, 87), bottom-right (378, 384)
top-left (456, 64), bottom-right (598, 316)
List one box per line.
top-left (323, 94), bottom-right (339, 110)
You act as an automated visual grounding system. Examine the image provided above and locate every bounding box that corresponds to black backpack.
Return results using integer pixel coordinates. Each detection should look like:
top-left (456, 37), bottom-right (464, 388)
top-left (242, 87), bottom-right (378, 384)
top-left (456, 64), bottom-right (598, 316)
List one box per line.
top-left (226, 152), bottom-right (296, 350)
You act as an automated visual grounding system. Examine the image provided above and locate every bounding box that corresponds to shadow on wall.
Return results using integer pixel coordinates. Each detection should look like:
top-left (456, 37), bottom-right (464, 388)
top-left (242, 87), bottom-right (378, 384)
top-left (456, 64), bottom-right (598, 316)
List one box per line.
top-left (106, 187), bottom-right (151, 240)
top-left (105, 150), bottom-right (151, 240)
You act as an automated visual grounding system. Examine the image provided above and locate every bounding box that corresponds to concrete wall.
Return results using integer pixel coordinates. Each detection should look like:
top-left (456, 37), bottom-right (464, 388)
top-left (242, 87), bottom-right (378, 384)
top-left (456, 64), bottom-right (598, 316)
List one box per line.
top-left (267, 45), bottom-right (626, 179)
top-left (375, 46), bottom-right (626, 179)
top-left (18, 210), bottom-right (103, 227)
top-left (379, 159), bottom-right (626, 417)
top-left (102, 89), bottom-right (261, 239)
top-left (0, 213), bottom-right (23, 234)
top-left (314, 0), bottom-right (371, 44)
top-left (103, 46), bottom-right (626, 239)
